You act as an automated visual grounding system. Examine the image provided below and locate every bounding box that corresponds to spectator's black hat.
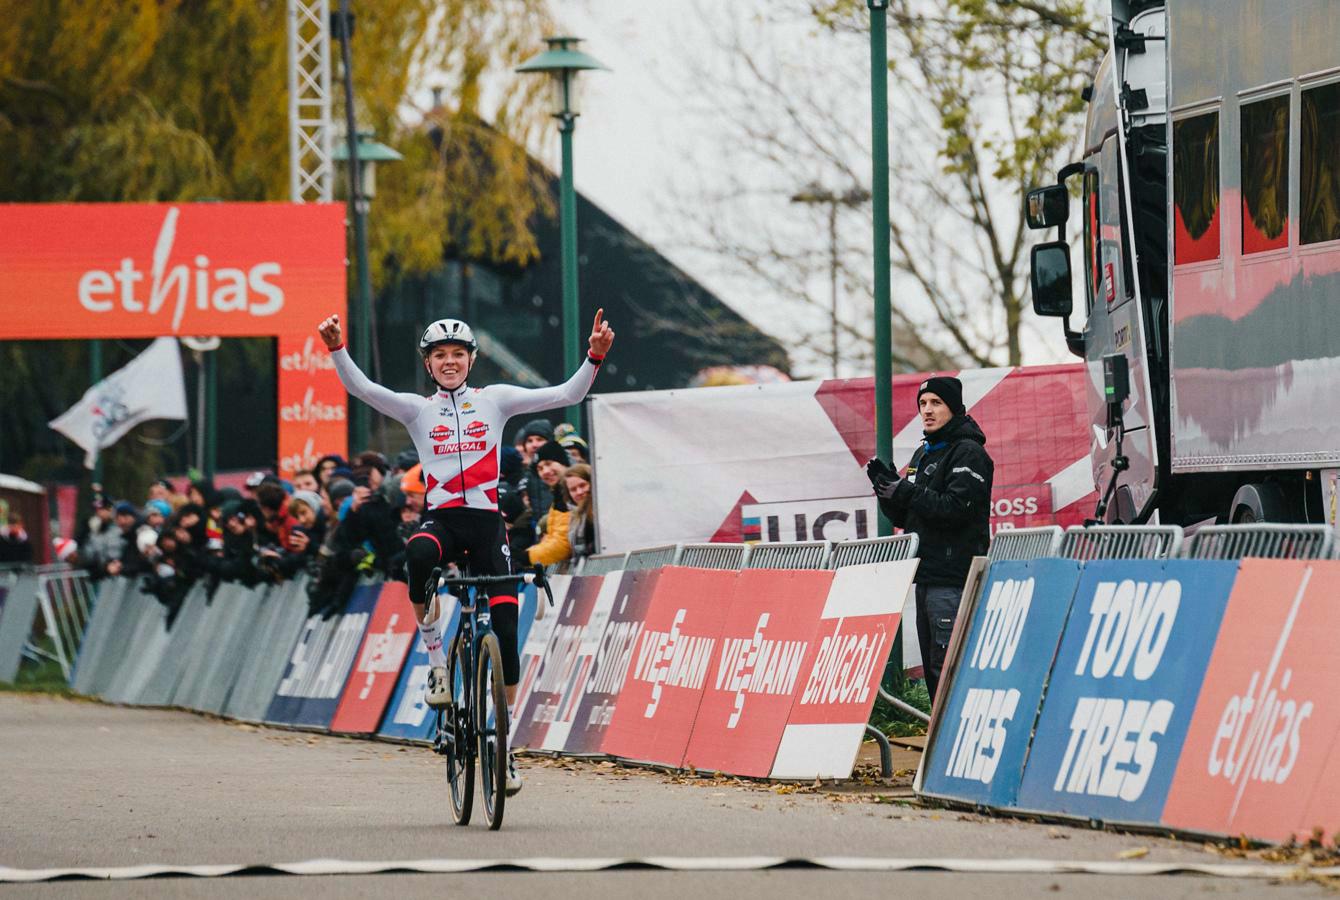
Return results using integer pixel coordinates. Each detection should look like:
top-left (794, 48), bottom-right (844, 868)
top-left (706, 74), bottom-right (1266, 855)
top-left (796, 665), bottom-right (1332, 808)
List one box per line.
top-left (152, 478), bottom-right (174, 493)
top-left (220, 499), bottom-right (246, 522)
top-left (215, 487), bottom-right (243, 505)
top-left (326, 477), bottom-right (356, 507)
top-left (535, 440), bottom-right (571, 466)
top-left (522, 419), bottom-right (554, 442)
top-left (500, 445), bottom-right (523, 479)
top-left (394, 448), bottom-right (419, 471)
top-left (113, 501), bottom-right (138, 517)
top-left (917, 375), bottom-right (966, 417)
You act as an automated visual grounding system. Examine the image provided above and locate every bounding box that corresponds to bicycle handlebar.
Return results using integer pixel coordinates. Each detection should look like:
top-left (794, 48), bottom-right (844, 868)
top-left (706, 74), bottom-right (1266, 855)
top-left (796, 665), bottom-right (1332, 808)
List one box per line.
top-left (437, 567), bottom-right (555, 606)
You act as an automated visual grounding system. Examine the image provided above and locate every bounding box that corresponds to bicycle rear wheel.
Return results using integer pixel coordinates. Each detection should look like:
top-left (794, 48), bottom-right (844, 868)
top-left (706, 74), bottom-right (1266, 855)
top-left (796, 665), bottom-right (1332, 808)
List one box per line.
top-left (477, 632), bottom-right (508, 830)
top-left (444, 633), bottom-right (474, 826)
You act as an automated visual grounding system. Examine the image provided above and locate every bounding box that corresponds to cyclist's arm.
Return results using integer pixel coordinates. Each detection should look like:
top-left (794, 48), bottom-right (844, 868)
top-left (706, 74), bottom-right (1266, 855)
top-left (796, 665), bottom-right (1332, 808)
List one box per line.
top-left (489, 355), bottom-right (604, 418)
top-left (331, 347), bottom-right (423, 425)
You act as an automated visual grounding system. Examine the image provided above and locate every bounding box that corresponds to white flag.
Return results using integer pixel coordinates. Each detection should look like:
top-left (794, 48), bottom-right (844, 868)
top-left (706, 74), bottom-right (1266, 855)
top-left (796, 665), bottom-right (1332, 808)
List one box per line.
top-left (49, 337), bottom-right (189, 469)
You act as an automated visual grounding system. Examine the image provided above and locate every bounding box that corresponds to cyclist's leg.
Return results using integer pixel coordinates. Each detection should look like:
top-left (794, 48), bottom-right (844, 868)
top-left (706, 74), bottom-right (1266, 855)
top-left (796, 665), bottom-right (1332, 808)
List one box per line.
top-left (405, 518), bottom-right (451, 668)
top-left (471, 514), bottom-right (521, 707)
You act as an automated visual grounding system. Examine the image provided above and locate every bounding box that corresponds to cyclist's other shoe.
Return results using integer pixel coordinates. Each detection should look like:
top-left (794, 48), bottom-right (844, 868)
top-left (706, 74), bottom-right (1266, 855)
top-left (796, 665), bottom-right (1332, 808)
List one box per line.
top-left (506, 753), bottom-right (523, 796)
top-left (425, 666), bottom-right (450, 709)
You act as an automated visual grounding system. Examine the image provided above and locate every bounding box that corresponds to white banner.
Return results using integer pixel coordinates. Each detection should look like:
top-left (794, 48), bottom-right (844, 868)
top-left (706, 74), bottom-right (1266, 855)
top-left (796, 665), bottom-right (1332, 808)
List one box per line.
top-left (588, 366), bottom-right (1096, 553)
top-left (49, 337), bottom-right (188, 468)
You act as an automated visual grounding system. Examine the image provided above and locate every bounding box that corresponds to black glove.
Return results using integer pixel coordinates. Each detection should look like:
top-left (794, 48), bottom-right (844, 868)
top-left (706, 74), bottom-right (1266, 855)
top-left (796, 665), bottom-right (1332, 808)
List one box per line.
top-left (865, 457), bottom-right (900, 500)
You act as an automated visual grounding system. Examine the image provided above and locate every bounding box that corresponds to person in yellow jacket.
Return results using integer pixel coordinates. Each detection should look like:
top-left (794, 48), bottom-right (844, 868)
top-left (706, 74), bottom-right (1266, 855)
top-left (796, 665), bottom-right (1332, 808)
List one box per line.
top-left (526, 441), bottom-right (572, 566)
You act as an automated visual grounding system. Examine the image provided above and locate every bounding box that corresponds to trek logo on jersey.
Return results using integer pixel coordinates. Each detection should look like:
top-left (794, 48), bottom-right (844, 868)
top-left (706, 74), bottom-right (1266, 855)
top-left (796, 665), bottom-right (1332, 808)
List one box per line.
top-left (429, 424), bottom-right (454, 442)
top-left (1206, 575), bottom-right (1315, 795)
top-left (798, 616), bottom-right (889, 707)
top-left (631, 609), bottom-right (715, 718)
top-left (464, 420), bottom-right (488, 439)
top-left (713, 613), bottom-right (808, 728)
top-left (432, 440), bottom-right (487, 456)
top-left (77, 207), bottom-right (285, 332)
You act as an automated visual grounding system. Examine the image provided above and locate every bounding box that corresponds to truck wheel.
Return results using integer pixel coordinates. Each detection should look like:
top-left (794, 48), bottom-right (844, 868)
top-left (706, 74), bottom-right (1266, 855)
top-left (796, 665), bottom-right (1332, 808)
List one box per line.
top-left (1229, 483), bottom-right (1290, 523)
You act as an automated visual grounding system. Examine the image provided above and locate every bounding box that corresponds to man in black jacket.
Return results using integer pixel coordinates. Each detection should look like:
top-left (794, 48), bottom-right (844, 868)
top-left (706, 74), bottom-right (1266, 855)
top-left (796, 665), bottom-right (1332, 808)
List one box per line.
top-left (866, 375), bottom-right (993, 706)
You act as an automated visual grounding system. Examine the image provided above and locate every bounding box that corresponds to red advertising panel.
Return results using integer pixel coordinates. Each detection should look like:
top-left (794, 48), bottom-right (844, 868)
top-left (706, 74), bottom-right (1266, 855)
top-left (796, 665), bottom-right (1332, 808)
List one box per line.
top-left (564, 569), bottom-right (662, 755)
top-left (600, 567), bottom-right (735, 767)
top-left (1163, 561), bottom-right (1340, 842)
top-left (276, 334), bottom-right (348, 478)
top-left (512, 575), bottom-right (606, 751)
top-left (329, 583), bottom-right (418, 733)
top-left (770, 559), bottom-right (917, 779)
top-left (0, 203), bottom-right (346, 339)
top-left (682, 569), bottom-right (833, 776)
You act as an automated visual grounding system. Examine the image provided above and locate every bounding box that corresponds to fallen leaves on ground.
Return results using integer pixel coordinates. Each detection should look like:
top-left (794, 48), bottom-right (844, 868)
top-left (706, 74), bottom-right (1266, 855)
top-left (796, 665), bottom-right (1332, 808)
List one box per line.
top-left (1117, 847), bottom-right (1149, 860)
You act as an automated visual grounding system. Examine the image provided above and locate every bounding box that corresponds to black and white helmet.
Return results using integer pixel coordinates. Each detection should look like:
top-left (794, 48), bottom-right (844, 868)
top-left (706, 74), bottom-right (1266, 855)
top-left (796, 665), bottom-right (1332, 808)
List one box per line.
top-left (419, 318), bottom-right (478, 356)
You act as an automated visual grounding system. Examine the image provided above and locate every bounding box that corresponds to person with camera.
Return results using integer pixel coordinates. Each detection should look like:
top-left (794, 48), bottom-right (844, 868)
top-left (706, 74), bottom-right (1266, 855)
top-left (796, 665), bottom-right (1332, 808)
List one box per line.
top-left (318, 307), bottom-right (613, 796)
top-left (866, 376), bottom-right (994, 707)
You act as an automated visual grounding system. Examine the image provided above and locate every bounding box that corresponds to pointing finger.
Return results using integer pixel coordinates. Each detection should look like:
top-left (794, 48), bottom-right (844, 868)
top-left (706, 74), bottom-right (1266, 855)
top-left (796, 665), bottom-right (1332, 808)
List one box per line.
top-left (593, 308), bottom-right (604, 330)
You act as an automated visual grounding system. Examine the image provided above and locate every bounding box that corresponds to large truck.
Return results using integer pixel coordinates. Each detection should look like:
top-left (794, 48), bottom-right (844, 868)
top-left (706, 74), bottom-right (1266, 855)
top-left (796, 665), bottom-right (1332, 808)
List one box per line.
top-left (1026, 0), bottom-right (1340, 525)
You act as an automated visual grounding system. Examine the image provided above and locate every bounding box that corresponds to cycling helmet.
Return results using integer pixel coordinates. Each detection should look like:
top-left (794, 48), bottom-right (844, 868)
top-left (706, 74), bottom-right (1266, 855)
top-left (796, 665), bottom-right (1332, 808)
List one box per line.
top-left (419, 318), bottom-right (478, 356)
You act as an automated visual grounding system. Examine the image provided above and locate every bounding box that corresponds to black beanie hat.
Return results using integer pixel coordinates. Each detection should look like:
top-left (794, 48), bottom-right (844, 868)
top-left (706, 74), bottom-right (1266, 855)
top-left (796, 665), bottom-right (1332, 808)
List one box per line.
top-left (523, 418), bottom-right (555, 442)
top-left (534, 440), bottom-right (571, 466)
top-left (917, 375), bottom-right (966, 417)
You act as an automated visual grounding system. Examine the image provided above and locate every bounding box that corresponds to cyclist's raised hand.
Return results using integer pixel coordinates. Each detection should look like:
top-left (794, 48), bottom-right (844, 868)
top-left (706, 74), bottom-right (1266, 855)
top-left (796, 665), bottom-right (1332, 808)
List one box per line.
top-left (318, 314), bottom-right (343, 351)
top-left (589, 308), bottom-right (614, 357)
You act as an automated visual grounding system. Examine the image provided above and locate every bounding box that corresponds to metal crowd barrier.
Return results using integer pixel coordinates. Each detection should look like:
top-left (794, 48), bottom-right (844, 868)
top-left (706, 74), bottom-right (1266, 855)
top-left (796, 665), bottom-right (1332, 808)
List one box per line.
top-left (677, 543), bottom-right (749, 570)
top-left (987, 525), bottom-right (1064, 562)
top-left (624, 544), bottom-right (683, 571)
top-left (34, 565), bottom-right (96, 680)
top-left (1184, 523), bottom-right (1334, 560)
top-left (577, 552), bottom-right (629, 576)
top-left (1060, 524), bottom-right (1184, 560)
top-left (829, 533), bottom-right (920, 568)
top-left (745, 540), bottom-right (831, 570)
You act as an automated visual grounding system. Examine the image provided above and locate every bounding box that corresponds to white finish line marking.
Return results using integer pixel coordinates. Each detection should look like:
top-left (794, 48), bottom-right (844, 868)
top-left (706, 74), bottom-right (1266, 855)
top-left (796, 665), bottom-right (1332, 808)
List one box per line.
top-left (0, 856), bottom-right (1317, 883)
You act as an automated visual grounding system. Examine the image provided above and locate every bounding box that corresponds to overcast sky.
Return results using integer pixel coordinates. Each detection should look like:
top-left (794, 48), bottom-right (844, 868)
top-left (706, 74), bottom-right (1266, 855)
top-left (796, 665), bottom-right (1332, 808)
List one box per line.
top-left (502, 1), bottom-right (1074, 377)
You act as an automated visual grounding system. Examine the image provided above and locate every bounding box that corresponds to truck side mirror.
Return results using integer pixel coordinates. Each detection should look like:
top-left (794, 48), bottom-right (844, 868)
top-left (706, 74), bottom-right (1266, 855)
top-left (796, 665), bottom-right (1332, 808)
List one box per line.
top-left (1030, 242), bottom-right (1073, 318)
top-left (1025, 185), bottom-right (1070, 230)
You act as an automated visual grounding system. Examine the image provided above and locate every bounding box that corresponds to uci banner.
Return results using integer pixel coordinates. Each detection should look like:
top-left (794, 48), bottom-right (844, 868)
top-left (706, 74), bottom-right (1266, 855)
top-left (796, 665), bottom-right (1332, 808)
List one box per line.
top-left (1015, 559), bottom-right (1237, 826)
top-left (920, 558), bottom-right (1083, 807)
top-left (1163, 560), bottom-right (1340, 842)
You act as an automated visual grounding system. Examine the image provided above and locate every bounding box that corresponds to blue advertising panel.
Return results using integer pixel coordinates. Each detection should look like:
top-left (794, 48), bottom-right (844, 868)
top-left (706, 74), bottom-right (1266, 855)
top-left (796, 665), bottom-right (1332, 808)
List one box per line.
top-left (1015, 559), bottom-right (1238, 825)
top-left (920, 558), bottom-right (1082, 807)
top-left (376, 584), bottom-right (538, 742)
top-left (264, 582), bottom-right (380, 727)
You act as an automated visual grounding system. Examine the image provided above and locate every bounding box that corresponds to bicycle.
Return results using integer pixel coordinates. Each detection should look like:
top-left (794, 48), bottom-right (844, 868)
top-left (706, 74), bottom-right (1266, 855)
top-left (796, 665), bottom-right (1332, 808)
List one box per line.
top-left (429, 564), bottom-right (554, 830)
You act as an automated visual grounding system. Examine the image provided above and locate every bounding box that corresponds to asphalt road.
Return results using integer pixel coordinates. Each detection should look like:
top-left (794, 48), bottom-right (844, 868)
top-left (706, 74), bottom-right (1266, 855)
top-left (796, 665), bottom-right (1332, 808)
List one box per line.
top-left (0, 694), bottom-right (1329, 898)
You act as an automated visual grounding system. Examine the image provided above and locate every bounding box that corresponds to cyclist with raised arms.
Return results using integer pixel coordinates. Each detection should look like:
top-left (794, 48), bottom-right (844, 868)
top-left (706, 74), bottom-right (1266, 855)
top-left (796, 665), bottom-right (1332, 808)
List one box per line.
top-left (317, 309), bottom-right (614, 794)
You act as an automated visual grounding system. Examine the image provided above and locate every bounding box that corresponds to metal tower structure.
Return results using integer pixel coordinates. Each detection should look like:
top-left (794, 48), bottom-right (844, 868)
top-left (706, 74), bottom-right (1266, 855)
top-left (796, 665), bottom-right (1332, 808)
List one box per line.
top-left (287, 0), bottom-right (334, 202)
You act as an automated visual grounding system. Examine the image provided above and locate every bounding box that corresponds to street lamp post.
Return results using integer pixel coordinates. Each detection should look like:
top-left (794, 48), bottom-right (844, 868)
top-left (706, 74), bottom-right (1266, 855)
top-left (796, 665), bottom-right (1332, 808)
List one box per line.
top-left (331, 5), bottom-right (399, 454)
top-left (517, 37), bottom-right (607, 434)
top-left (790, 184), bottom-right (872, 378)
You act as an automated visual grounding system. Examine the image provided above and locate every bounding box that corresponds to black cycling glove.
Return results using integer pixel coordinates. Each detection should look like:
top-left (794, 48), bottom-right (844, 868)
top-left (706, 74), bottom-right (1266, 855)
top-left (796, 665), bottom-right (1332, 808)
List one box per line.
top-left (865, 457), bottom-right (900, 499)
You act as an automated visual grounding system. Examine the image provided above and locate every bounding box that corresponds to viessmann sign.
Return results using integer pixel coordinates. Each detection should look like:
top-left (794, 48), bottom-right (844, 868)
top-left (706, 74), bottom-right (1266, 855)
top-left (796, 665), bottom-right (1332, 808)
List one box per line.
top-left (0, 202), bottom-right (348, 475)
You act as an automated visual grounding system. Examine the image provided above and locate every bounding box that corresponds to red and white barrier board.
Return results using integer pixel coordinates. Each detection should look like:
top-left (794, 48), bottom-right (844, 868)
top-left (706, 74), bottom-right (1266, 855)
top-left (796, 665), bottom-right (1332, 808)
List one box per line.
top-left (682, 569), bottom-right (835, 777)
top-left (589, 366), bottom-right (1096, 553)
top-left (771, 559), bottom-right (917, 779)
top-left (329, 583), bottom-right (418, 734)
top-left (600, 568), bottom-right (733, 767)
top-left (1163, 560), bottom-right (1340, 842)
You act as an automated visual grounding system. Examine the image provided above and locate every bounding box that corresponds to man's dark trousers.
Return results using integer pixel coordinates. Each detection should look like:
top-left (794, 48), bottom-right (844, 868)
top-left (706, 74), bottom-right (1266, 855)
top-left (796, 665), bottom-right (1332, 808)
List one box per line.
top-left (916, 582), bottom-right (963, 704)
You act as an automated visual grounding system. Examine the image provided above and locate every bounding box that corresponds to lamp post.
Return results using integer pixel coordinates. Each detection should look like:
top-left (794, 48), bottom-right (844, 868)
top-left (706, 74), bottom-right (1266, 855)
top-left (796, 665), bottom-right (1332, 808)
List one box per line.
top-left (180, 337), bottom-right (222, 478)
top-left (332, 5), bottom-right (400, 453)
top-left (790, 184), bottom-right (872, 378)
top-left (517, 37), bottom-right (607, 433)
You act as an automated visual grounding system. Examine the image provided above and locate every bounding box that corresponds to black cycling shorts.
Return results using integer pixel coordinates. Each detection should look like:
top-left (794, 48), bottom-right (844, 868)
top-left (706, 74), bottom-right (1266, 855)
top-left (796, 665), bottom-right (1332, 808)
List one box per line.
top-left (404, 507), bottom-right (516, 606)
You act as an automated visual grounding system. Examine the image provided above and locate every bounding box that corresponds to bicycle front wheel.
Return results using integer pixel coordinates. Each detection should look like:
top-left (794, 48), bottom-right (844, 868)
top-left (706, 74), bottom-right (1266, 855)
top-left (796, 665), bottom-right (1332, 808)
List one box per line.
top-left (477, 632), bottom-right (508, 831)
top-left (445, 633), bottom-right (474, 826)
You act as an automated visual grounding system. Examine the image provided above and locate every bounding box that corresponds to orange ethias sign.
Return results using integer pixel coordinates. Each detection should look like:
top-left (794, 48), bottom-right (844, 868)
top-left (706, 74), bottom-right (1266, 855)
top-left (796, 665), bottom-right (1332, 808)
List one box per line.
top-left (0, 202), bottom-right (345, 339)
top-left (1, 202), bottom-right (349, 475)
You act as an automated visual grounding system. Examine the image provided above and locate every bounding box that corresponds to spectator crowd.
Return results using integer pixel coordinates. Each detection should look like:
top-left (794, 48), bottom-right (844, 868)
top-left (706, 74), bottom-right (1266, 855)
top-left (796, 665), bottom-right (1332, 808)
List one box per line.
top-left (65, 418), bottom-right (597, 609)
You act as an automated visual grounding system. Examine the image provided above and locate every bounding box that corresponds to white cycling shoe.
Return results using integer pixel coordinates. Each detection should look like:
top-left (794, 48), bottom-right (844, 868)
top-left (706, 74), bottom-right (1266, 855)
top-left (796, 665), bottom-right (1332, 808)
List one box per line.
top-left (425, 666), bottom-right (450, 709)
top-left (506, 753), bottom-right (523, 796)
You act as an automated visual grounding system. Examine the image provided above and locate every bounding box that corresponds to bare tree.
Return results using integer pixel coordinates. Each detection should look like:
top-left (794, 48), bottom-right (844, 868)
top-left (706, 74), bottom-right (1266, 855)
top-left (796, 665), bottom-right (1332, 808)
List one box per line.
top-left (666, 0), bottom-right (1102, 375)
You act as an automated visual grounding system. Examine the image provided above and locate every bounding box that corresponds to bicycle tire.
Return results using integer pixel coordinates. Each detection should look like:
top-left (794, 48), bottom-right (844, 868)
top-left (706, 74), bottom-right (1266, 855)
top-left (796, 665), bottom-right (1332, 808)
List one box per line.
top-left (477, 632), bottom-right (508, 830)
top-left (445, 632), bottom-right (474, 826)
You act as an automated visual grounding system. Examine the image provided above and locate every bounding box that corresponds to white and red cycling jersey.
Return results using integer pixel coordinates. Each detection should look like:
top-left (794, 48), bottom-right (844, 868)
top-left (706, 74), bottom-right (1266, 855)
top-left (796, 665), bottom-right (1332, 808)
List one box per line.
top-left (332, 348), bottom-right (602, 512)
